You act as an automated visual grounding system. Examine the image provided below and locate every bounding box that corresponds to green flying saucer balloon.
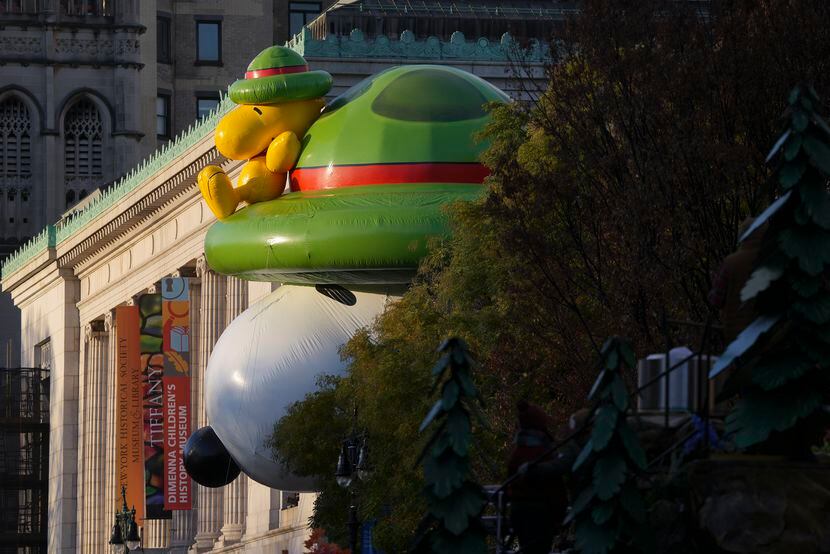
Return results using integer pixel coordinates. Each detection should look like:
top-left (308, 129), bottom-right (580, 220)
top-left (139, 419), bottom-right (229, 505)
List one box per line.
top-left (206, 64), bottom-right (510, 284)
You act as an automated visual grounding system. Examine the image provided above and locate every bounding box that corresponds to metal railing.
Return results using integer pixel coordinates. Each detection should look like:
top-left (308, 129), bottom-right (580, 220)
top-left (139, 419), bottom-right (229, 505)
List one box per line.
top-left (0, 367), bottom-right (49, 553)
top-left (486, 318), bottom-right (722, 552)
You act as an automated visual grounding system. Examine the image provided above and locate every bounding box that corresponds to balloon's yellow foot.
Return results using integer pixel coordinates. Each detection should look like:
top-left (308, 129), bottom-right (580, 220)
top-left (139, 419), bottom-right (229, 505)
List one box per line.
top-left (198, 165), bottom-right (239, 220)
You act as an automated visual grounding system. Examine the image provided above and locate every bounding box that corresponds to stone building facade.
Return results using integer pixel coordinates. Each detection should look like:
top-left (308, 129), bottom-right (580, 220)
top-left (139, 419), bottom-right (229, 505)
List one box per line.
top-left (1, 8), bottom-right (551, 554)
top-left (0, 0), bottom-right (338, 366)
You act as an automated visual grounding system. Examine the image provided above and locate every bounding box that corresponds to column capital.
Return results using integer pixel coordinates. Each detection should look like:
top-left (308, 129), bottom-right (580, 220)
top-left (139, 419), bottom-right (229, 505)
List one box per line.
top-left (195, 255), bottom-right (211, 278)
top-left (104, 311), bottom-right (114, 332)
top-left (84, 320), bottom-right (106, 342)
top-left (173, 266), bottom-right (198, 279)
top-left (147, 284), bottom-right (158, 294)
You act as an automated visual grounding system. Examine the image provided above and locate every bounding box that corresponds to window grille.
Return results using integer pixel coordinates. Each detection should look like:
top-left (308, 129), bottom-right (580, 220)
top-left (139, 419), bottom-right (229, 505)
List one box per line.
top-left (0, 98), bottom-right (32, 185)
top-left (60, 0), bottom-right (112, 16)
top-left (64, 99), bottom-right (103, 208)
top-left (289, 2), bottom-right (321, 36)
top-left (0, 0), bottom-right (40, 14)
top-left (0, 97), bottom-right (32, 240)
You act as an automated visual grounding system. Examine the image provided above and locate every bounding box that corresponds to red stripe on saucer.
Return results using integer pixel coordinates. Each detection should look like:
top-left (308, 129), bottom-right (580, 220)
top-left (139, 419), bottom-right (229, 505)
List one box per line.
top-left (245, 64), bottom-right (309, 79)
top-left (289, 162), bottom-right (490, 191)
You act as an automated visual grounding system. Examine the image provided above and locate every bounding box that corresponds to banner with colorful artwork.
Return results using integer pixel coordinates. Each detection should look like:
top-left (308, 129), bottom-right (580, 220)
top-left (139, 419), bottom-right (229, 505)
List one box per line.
top-left (161, 277), bottom-right (192, 510)
top-left (138, 293), bottom-right (171, 520)
top-left (115, 306), bottom-right (144, 524)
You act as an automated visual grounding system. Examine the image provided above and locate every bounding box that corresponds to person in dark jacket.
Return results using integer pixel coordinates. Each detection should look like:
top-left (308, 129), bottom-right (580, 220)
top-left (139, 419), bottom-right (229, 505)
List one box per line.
top-left (708, 217), bottom-right (768, 343)
top-left (506, 401), bottom-right (571, 554)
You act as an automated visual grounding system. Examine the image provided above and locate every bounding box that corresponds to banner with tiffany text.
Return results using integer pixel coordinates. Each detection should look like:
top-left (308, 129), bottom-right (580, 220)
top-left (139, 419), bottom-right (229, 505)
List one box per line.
top-left (138, 293), bottom-right (171, 520)
top-left (161, 277), bottom-right (192, 510)
top-left (115, 306), bottom-right (144, 524)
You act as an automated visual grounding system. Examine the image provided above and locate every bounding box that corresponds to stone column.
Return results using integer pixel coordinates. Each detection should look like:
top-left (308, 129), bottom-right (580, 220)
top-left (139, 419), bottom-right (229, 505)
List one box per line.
top-left (89, 321), bottom-right (108, 553)
top-left (171, 271), bottom-right (200, 553)
top-left (104, 311), bottom-right (119, 526)
top-left (193, 256), bottom-right (226, 552)
top-left (78, 320), bottom-right (107, 553)
top-left (143, 520), bottom-right (170, 549)
top-left (217, 278), bottom-right (248, 546)
top-left (75, 324), bottom-right (88, 554)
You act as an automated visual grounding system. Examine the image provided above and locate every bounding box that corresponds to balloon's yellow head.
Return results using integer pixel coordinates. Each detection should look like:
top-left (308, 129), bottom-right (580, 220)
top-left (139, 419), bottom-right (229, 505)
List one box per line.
top-left (214, 99), bottom-right (324, 161)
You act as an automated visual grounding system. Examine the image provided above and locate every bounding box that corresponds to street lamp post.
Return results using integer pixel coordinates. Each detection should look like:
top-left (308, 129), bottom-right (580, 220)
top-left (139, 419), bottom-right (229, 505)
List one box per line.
top-left (109, 485), bottom-right (142, 553)
top-left (335, 436), bottom-right (370, 553)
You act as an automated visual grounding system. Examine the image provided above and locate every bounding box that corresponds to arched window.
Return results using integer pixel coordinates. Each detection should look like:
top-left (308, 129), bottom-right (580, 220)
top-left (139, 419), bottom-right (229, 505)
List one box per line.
top-left (0, 97), bottom-right (32, 186)
top-left (0, 96), bottom-right (32, 238)
top-left (64, 99), bottom-right (103, 207)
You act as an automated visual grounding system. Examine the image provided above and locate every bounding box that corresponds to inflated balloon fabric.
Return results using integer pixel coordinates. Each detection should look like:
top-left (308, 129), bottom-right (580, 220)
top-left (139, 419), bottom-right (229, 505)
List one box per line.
top-left (204, 284), bottom-right (395, 490)
top-left (204, 183), bottom-right (482, 284)
top-left (183, 426), bottom-right (241, 488)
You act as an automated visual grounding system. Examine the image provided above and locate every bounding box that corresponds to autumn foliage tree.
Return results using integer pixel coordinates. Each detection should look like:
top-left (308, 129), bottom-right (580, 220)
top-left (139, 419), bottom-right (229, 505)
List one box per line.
top-left (305, 528), bottom-right (350, 554)
top-left (272, 1), bottom-right (830, 550)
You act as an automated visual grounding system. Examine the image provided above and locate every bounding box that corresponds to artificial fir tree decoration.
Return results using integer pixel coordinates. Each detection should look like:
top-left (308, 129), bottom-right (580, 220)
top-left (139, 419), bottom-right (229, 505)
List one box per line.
top-left (413, 338), bottom-right (487, 554)
top-left (711, 85), bottom-right (830, 453)
top-left (567, 337), bottom-right (651, 554)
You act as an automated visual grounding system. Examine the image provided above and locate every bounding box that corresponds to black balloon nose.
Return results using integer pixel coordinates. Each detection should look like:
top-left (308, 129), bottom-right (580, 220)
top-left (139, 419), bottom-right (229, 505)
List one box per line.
top-left (183, 425), bottom-right (241, 488)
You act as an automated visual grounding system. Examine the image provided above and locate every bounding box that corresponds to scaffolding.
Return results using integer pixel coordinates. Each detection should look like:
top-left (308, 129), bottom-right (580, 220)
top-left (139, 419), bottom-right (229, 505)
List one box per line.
top-left (0, 367), bottom-right (49, 554)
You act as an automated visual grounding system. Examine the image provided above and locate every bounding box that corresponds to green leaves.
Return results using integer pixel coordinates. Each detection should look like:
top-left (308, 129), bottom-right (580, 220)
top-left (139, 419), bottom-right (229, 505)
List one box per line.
top-left (420, 400), bottom-right (444, 433)
top-left (593, 454), bottom-right (626, 500)
top-left (739, 191), bottom-right (791, 243)
top-left (611, 374), bottom-right (629, 411)
top-left (726, 385), bottom-right (823, 448)
top-left (741, 265), bottom-right (784, 302)
top-left (569, 337), bottom-right (651, 552)
top-left (779, 160), bottom-right (806, 189)
top-left (751, 351), bottom-right (813, 391)
top-left (418, 339), bottom-right (487, 551)
top-left (592, 405), bottom-right (619, 450)
top-left (620, 482), bottom-right (646, 523)
top-left (778, 225), bottom-right (830, 275)
top-left (803, 133), bottom-right (830, 175)
top-left (792, 292), bottom-right (830, 324)
top-left (784, 133), bottom-right (803, 160)
top-left (793, 109), bottom-right (809, 132)
top-left (446, 408), bottom-right (472, 456)
top-left (722, 88), bottom-right (830, 453)
top-left (573, 439), bottom-right (594, 472)
top-left (619, 423), bottom-right (647, 469)
top-left (575, 518), bottom-right (617, 554)
top-left (710, 315), bottom-right (781, 378)
top-left (424, 453), bottom-right (468, 498)
top-left (442, 380), bottom-right (460, 409)
top-left (427, 482), bottom-right (485, 534)
top-left (766, 129), bottom-right (792, 163)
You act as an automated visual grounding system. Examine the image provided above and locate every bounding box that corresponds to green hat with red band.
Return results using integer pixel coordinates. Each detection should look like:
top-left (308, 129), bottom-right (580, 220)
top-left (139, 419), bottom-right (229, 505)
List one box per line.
top-left (229, 45), bottom-right (332, 105)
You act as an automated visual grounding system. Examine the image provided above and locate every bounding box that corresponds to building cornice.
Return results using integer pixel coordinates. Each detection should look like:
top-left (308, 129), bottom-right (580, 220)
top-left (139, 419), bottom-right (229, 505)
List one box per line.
top-left (0, 59), bottom-right (144, 69)
top-left (0, 20), bottom-right (146, 34)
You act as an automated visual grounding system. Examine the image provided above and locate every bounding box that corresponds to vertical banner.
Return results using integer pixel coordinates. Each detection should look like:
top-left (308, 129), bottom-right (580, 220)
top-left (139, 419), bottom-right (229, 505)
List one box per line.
top-left (161, 277), bottom-right (192, 511)
top-left (115, 306), bottom-right (144, 524)
top-left (138, 293), bottom-right (171, 520)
